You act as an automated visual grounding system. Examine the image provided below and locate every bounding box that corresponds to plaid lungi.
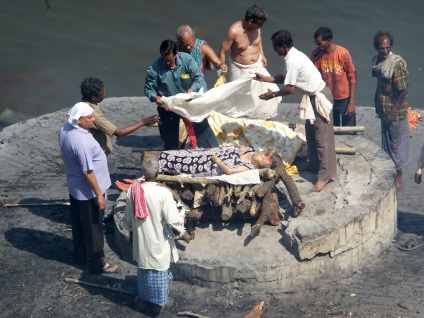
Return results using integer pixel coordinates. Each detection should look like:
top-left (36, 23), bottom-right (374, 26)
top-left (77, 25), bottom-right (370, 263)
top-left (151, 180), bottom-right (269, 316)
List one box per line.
top-left (137, 268), bottom-right (173, 306)
top-left (381, 116), bottom-right (411, 170)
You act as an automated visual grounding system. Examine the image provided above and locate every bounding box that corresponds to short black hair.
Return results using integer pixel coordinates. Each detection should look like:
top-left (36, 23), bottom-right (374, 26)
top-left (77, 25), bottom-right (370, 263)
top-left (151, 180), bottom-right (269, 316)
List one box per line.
top-left (314, 27), bottom-right (333, 41)
top-left (80, 77), bottom-right (104, 101)
top-left (271, 30), bottom-right (293, 48)
top-left (373, 30), bottom-right (393, 50)
top-left (245, 4), bottom-right (267, 25)
top-left (160, 39), bottom-right (178, 56)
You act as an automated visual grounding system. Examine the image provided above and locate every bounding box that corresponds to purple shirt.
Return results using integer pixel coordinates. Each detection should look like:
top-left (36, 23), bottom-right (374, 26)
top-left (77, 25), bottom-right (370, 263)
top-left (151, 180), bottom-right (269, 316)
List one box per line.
top-left (58, 123), bottom-right (111, 200)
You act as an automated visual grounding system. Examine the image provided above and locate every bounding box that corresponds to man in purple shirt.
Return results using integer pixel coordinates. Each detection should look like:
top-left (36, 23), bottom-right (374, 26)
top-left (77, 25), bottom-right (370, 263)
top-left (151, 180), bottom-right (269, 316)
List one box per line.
top-left (58, 102), bottom-right (118, 274)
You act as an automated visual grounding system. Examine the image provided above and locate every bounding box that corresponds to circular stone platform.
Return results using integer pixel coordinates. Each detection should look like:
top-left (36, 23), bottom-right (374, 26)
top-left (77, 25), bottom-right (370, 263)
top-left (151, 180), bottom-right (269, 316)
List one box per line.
top-left (113, 133), bottom-right (396, 292)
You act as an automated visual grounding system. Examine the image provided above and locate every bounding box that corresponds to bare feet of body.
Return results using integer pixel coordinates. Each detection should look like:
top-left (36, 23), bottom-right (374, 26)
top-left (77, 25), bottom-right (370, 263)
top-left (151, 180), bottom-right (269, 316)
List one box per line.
top-left (312, 179), bottom-right (329, 192)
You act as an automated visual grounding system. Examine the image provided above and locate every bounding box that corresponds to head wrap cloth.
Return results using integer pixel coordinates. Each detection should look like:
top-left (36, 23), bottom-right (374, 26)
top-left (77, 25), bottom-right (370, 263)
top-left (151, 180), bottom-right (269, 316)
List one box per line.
top-left (68, 102), bottom-right (93, 128)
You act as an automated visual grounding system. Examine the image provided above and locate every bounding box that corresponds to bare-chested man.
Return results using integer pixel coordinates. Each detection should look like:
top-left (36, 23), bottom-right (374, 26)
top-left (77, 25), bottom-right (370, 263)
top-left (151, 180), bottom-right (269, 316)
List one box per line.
top-left (219, 4), bottom-right (268, 81)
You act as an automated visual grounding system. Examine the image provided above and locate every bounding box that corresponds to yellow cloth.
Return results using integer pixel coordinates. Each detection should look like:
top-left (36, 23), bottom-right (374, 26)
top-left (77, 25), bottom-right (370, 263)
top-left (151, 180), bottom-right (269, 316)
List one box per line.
top-left (207, 111), bottom-right (305, 167)
top-left (286, 165), bottom-right (299, 176)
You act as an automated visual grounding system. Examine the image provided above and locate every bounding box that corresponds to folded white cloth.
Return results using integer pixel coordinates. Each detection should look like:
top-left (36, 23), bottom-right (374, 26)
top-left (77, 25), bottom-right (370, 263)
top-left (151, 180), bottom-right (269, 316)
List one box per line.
top-left (205, 169), bottom-right (261, 185)
top-left (298, 82), bottom-right (333, 124)
top-left (67, 102), bottom-right (93, 128)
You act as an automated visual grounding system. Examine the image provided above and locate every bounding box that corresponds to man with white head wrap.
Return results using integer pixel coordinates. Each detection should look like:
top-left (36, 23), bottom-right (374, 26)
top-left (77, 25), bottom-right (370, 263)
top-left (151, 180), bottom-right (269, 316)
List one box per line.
top-left (58, 102), bottom-right (119, 274)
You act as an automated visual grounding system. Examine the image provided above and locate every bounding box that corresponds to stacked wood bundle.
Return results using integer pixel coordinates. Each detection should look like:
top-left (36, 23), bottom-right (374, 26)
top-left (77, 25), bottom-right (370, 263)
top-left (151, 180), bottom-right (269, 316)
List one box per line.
top-left (152, 152), bottom-right (305, 237)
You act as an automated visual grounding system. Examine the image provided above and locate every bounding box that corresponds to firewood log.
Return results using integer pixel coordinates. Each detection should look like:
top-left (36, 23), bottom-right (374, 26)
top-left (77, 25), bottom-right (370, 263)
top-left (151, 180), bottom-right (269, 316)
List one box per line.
top-left (247, 184), bottom-right (262, 198)
top-left (261, 168), bottom-right (277, 180)
top-left (187, 208), bottom-right (204, 220)
top-left (272, 153), bottom-right (305, 217)
top-left (217, 184), bottom-right (227, 205)
top-left (251, 192), bottom-right (280, 237)
top-left (249, 196), bottom-right (261, 217)
top-left (212, 185), bottom-right (221, 207)
top-left (202, 184), bottom-right (216, 203)
top-left (193, 185), bottom-right (207, 209)
top-left (221, 201), bottom-right (233, 221)
top-left (224, 184), bottom-right (234, 201)
top-left (181, 188), bottom-right (194, 204)
top-left (236, 185), bottom-right (250, 205)
top-left (233, 185), bottom-right (242, 197)
top-left (157, 184), bottom-right (189, 210)
top-left (221, 185), bottom-right (234, 221)
top-left (236, 198), bottom-right (252, 214)
top-left (256, 176), bottom-right (279, 198)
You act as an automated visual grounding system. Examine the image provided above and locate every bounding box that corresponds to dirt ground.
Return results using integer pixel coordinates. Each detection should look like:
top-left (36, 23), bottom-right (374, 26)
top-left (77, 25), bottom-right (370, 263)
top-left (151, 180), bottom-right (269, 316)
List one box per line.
top-left (1, 200), bottom-right (423, 318)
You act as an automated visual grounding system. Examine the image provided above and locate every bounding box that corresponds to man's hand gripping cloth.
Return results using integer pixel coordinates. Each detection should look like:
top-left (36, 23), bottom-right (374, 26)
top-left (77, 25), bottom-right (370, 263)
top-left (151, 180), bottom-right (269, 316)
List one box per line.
top-left (131, 181), bottom-right (149, 220)
top-left (298, 82), bottom-right (333, 124)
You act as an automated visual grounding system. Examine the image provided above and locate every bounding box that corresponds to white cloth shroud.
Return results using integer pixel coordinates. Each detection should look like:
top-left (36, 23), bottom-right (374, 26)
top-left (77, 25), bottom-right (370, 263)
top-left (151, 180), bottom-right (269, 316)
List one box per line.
top-left (177, 168), bottom-right (261, 185)
top-left (161, 76), bottom-right (282, 122)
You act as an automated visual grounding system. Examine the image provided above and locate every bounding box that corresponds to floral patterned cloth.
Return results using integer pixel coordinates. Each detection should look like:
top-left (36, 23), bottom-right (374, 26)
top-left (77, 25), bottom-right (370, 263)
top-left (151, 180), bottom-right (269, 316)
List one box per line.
top-left (159, 146), bottom-right (255, 177)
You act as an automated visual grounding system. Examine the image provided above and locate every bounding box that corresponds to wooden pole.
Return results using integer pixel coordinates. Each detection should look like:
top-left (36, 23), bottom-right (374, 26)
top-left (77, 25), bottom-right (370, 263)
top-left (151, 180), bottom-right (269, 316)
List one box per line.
top-left (335, 147), bottom-right (356, 155)
top-left (2, 202), bottom-right (70, 208)
top-left (333, 126), bottom-right (365, 133)
top-left (64, 278), bottom-right (135, 295)
top-left (156, 169), bottom-right (272, 185)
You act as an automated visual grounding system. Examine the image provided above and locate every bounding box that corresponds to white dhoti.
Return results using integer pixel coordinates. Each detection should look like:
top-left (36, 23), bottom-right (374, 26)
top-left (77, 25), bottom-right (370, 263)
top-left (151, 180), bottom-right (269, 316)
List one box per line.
top-left (228, 55), bottom-right (282, 118)
top-left (228, 55), bottom-right (264, 81)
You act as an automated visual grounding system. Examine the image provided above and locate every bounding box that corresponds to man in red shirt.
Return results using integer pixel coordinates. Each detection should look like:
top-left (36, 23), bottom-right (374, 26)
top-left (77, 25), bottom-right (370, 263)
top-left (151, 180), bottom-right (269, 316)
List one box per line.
top-left (311, 27), bottom-right (357, 127)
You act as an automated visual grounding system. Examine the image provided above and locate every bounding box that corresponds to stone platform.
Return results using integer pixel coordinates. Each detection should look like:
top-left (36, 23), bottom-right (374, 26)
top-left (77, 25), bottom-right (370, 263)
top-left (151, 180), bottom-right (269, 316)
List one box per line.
top-left (109, 98), bottom-right (397, 292)
top-left (0, 96), bottom-right (396, 293)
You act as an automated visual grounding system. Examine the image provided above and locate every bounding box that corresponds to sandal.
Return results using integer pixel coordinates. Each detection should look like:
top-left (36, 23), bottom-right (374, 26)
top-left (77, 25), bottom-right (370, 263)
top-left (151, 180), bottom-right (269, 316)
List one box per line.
top-left (102, 263), bottom-right (119, 274)
top-left (135, 295), bottom-right (147, 312)
top-left (398, 236), bottom-right (424, 251)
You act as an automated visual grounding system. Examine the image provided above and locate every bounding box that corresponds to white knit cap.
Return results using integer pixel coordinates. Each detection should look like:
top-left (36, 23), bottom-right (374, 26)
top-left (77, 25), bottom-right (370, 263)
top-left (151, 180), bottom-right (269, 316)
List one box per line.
top-left (67, 102), bottom-right (93, 128)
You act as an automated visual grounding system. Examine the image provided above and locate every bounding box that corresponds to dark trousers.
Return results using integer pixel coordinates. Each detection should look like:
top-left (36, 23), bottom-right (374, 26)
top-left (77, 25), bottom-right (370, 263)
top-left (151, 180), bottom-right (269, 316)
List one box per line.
top-left (69, 195), bottom-right (105, 273)
top-left (158, 106), bottom-right (181, 150)
top-left (158, 106), bottom-right (219, 150)
top-left (305, 86), bottom-right (337, 181)
top-left (333, 98), bottom-right (356, 127)
top-left (193, 118), bottom-right (219, 148)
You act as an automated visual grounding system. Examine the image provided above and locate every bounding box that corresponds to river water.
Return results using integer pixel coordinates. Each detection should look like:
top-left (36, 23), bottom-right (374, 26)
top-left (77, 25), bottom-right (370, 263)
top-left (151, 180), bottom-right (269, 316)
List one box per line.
top-left (1, 0), bottom-right (423, 128)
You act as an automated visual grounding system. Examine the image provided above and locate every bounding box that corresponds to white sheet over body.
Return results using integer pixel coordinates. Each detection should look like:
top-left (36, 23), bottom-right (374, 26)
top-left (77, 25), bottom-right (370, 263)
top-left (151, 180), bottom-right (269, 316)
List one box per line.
top-left (161, 77), bottom-right (282, 122)
top-left (178, 168), bottom-right (261, 185)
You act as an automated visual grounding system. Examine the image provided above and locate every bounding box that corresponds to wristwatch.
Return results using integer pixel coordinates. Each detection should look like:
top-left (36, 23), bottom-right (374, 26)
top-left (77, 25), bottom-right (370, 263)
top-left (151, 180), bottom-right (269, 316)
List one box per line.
top-left (272, 92), bottom-right (276, 98)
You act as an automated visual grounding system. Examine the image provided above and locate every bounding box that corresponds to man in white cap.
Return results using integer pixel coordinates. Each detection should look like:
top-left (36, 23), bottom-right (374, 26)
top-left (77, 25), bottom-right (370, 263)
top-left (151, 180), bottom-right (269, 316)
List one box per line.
top-left (58, 102), bottom-right (119, 274)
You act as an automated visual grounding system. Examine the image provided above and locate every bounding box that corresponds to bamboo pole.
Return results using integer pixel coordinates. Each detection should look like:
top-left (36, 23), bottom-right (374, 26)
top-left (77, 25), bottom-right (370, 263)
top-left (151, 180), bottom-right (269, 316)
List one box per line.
top-left (64, 278), bottom-right (135, 295)
top-left (335, 147), bottom-right (356, 155)
top-left (333, 126), bottom-right (365, 133)
top-left (2, 202), bottom-right (70, 208)
top-left (156, 168), bottom-right (272, 185)
top-left (177, 312), bottom-right (211, 318)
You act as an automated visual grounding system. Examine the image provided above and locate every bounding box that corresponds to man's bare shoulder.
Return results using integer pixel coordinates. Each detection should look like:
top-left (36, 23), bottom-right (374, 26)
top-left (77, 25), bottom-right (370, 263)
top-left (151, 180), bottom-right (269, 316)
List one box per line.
top-left (227, 20), bottom-right (243, 37)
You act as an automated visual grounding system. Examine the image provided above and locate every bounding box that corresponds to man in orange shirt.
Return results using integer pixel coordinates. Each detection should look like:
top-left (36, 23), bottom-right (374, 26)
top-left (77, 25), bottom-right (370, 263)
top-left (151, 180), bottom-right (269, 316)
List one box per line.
top-left (311, 27), bottom-right (357, 127)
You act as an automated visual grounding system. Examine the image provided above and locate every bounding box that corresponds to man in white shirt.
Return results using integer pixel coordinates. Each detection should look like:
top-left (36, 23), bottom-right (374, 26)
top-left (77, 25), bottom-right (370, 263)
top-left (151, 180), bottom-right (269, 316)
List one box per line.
top-left (255, 29), bottom-right (337, 192)
top-left (123, 157), bottom-right (189, 315)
